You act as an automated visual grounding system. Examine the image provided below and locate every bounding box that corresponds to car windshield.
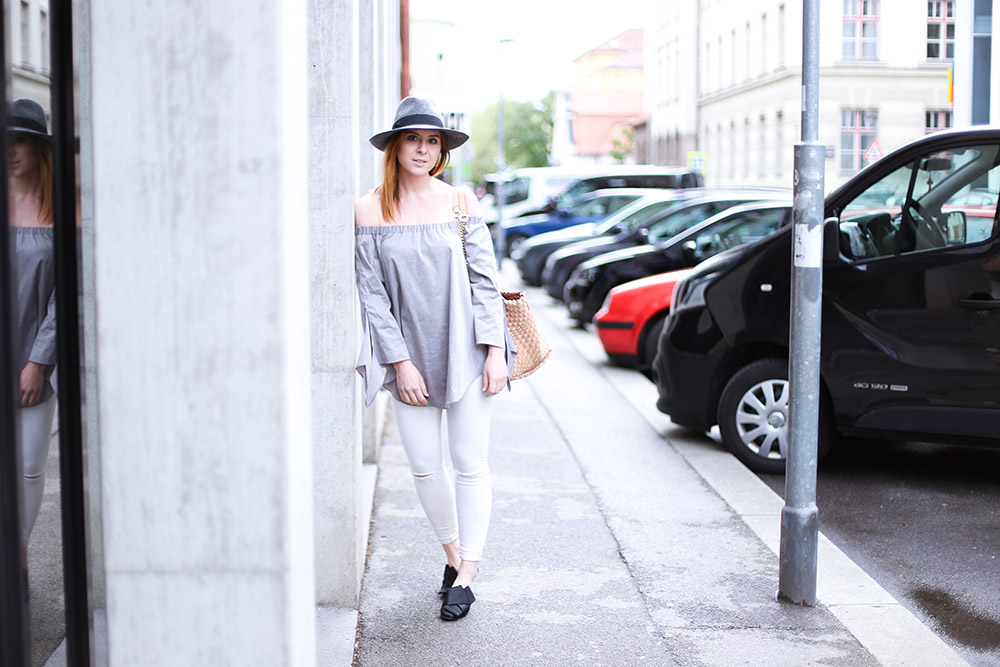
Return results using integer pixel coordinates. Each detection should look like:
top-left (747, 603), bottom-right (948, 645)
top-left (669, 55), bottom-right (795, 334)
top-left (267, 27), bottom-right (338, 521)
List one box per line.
top-left (647, 201), bottom-right (733, 244)
top-left (688, 208), bottom-right (788, 260)
top-left (612, 200), bottom-right (684, 236)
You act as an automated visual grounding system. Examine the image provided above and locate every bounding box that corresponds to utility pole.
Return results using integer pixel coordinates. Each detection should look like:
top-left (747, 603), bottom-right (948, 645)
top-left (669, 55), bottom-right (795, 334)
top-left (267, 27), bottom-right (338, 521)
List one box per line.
top-left (779, 0), bottom-right (825, 606)
top-left (494, 39), bottom-right (513, 266)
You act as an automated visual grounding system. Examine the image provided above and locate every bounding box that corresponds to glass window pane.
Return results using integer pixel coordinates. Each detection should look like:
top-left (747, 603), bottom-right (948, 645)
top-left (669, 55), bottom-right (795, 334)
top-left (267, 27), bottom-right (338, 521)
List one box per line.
top-left (928, 43), bottom-right (940, 59)
top-left (862, 21), bottom-right (877, 37)
top-left (843, 21), bottom-right (857, 38)
top-left (862, 41), bottom-right (877, 59)
top-left (928, 24), bottom-right (941, 40)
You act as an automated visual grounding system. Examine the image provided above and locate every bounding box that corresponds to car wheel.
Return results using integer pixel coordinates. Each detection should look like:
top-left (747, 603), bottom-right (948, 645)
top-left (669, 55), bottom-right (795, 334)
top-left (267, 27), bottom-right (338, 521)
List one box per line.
top-left (717, 359), bottom-right (834, 474)
top-left (639, 312), bottom-right (667, 371)
top-left (506, 234), bottom-right (528, 258)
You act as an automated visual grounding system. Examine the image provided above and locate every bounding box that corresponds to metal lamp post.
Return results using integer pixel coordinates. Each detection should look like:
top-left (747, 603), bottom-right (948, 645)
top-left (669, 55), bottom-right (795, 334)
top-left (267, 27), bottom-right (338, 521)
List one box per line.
top-left (779, 0), bottom-right (825, 606)
top-left (494, 38), bottom-right (513, 266)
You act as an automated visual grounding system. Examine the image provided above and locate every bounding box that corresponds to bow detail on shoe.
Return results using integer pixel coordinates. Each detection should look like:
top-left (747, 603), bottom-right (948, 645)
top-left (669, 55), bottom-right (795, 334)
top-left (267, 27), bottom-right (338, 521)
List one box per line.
top-left (440, 585), bottom-right (475, 621)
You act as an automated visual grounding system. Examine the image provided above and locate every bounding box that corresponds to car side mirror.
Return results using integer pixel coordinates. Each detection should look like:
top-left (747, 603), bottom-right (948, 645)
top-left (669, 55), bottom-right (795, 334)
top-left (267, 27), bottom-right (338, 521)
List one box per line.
top-left (823, 216), bottom-right (842, 262)
top-left (945, 210), bottom-right (967, 244)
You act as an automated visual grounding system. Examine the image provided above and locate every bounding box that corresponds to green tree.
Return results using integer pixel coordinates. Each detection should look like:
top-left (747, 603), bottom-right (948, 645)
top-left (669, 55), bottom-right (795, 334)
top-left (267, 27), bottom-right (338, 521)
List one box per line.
top-left (610, 126), bottom-right (635, 164)
top-left (468, 92), bottom-right (554, 185)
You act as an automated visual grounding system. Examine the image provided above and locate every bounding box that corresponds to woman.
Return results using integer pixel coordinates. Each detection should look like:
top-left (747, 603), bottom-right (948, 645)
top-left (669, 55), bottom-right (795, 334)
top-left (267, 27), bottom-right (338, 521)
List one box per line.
top-left (354, 97), bottom-right (514, 621)
top-left (8, 98), bottom-right (57, 543)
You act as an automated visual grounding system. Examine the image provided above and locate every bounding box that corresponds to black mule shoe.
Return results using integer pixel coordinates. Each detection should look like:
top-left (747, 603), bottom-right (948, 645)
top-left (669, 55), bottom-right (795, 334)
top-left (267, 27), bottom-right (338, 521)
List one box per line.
top-left (438, 564), bottom-right (459, 597)
top-left (440, 585), bottom-right (475, 621)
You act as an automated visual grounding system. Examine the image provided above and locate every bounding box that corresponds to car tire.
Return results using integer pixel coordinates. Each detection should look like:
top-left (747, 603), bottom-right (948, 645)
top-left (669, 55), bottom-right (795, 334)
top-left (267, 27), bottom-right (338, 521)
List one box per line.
top-left (639, 312), bottom-right (668, 371)
top-left (505, 234), bottom-right (528, 258)
top-left (717, 358), bottom-right (834, 474)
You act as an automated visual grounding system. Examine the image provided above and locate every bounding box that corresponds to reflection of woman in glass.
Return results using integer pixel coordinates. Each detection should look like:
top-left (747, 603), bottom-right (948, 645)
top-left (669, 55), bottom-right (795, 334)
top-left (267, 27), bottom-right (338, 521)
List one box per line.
top-left (8, 98), bottom-right (56, 542)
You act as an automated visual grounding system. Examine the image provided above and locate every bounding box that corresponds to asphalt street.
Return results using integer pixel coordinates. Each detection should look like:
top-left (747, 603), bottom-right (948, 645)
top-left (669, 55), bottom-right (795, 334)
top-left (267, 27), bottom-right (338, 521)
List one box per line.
top-left (756, 436), bottom-right (1000, 667)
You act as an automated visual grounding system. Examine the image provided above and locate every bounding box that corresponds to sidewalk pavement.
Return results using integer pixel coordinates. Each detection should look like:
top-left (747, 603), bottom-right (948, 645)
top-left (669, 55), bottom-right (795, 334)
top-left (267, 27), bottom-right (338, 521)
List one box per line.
top-left (351, 268), bottom-right (969, 667)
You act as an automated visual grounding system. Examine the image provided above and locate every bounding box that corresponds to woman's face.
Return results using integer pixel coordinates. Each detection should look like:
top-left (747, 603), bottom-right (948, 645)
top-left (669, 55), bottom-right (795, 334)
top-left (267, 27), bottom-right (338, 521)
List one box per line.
top-left (8, 133), bottom-right (39, 179)
top-left (396, 129), bottom-right (442, 176)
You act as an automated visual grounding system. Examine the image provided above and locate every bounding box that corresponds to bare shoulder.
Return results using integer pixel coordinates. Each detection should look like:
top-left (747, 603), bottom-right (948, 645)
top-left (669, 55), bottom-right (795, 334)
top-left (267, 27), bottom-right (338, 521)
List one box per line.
top-left (462, 187), bottom-right (483, 217)
top-left (438, 181), bottom-right (482, 217)
top-left (355, 190), bottom-right (383, 227)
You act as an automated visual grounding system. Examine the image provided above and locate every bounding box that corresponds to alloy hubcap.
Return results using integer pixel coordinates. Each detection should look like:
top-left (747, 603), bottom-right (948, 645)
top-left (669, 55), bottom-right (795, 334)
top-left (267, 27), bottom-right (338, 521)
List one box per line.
top-left (735, 379), bottom-right (789, 460)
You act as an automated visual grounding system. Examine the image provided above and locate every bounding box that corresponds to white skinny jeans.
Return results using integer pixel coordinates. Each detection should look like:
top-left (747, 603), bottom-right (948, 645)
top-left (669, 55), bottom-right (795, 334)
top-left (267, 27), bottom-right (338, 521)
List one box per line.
top-left (393, 378), bottom-right (494, 562)
top-left (20, 394), bottom-right (56, 541)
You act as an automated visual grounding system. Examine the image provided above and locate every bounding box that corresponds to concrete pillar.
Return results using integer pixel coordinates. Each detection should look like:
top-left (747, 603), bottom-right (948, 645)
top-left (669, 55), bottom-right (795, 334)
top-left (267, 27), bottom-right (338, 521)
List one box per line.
top-left (307, 0), bottom-right (366, 607)
top-left (358, 0), bottom-right (383, 466)
top-left (88, 1), bottom-right (316, 664)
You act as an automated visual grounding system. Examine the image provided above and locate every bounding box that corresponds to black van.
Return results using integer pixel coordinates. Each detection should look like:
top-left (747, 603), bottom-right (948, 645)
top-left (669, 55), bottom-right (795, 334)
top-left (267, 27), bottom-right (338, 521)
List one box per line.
top-left (652, 128), bottom-right (1000, 473)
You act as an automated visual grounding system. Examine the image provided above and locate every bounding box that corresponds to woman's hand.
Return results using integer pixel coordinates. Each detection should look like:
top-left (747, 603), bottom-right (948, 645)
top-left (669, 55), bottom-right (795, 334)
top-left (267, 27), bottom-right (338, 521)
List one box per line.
top-left (19, 362), bottom-right (46, 408)
top-left (393, 360), bottom-right (429, 406)
top-left (482, 346), bottom-right (508, 397)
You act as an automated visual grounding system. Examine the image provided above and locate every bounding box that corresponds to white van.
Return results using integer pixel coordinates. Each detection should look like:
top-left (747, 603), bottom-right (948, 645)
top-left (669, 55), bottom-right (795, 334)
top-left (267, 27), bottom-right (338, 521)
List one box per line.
top-left (479, 165), bottom-right (702, 225)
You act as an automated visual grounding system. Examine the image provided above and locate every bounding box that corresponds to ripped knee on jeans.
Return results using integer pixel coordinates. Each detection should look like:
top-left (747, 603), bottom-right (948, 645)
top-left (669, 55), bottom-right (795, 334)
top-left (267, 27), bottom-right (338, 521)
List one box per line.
top-left (453, 468), bottom-right (488, 485)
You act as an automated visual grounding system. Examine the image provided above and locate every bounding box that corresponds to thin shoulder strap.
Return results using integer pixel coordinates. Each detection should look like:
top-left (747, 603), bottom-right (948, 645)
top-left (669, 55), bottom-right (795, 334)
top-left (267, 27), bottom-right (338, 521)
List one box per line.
top-left (453, 189), bottom-right (469, 262)
top-left (452, 189), bottom-right (468, 222)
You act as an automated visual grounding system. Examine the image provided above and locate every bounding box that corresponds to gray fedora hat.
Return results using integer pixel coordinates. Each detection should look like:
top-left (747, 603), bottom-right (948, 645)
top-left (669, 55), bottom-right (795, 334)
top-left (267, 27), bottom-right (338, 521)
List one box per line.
top-left (370, 96), bottom-right (469, 151)
top-left (7, 98), bottom-right (49, 138)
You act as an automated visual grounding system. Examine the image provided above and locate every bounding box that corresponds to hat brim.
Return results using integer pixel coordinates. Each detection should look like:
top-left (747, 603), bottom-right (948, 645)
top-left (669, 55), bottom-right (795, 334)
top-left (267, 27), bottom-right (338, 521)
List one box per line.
top-left (7, 127), bottom-right (50, 139)
top-left (370, 125), bottom-right (469, 151)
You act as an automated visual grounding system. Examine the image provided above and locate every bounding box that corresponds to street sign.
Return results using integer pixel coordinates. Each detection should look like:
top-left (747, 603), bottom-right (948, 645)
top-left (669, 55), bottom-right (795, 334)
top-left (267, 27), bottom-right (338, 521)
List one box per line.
top-left (687, 151), bottom-right (707, 173)
top-left (862, 139), bottom-right (882, 162)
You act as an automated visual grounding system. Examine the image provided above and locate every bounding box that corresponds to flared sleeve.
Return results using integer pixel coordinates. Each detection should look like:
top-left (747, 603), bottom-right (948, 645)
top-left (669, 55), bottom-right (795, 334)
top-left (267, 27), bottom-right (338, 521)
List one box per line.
top-left (355, 233), bottom-right (410, 406)
top-left (28, 288), bottom-right (57, 366)
top-left (463, 216), bottom-right (517, 375)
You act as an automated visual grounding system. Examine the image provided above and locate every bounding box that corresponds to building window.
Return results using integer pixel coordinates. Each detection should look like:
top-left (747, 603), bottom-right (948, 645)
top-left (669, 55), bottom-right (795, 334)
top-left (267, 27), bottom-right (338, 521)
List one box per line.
top-left (744, 118), bottom-right (751, 178)
top-left (841, 109), bottom-right (878, 172)
top-left (925, 109), bottom-right (953, 132)
top-left (776, 111), bottom-right (784, 177)
top-left (21, 1), bottom-right (30, 67)
top-left (718, 36), bottom-right (723, 90)
top-left (843, 0), bottom-right (879, 61)
top-left (761, 13), bottom-right (768, 74)
top-left (926, 1), bottom-right (956, 60)
top-left (730, 29), bottom-right (737, 86)
top-left (778, 4), bottom-right (785, 66)
top-left (745, 22), bottom-right (751, 81)
top-left (730, 121), bottom-right (736, 179)
top-left (40, 9), bottom-right (49, 73)
top-left (759, 114), bottom-right (767, 177)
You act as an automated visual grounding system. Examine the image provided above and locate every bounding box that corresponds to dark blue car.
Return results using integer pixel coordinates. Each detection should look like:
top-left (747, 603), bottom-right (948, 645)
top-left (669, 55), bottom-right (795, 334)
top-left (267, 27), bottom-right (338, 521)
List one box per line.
top-left (500, 189), bottom-right (650, 257)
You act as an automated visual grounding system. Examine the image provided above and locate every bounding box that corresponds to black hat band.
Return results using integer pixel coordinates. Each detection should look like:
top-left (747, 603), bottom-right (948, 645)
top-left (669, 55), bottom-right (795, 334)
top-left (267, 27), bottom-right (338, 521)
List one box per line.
top-left (8, 114), bottom-right (47, 135)
top-left (393, 114), bottom-right (444, 130)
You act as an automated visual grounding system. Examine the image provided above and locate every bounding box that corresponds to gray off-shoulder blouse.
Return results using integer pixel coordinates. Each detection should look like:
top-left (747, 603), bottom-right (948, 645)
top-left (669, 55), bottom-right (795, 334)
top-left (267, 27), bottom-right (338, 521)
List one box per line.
top-left (14, 226), bottom-right (57, 402)
top-left (355, 215), bottom-right (516, 408)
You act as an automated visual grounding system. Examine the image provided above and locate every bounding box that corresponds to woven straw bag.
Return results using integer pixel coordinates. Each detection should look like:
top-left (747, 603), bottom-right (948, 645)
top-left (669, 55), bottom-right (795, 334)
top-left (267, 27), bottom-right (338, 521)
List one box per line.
top-left (454, 191), bottom-right (551, 380)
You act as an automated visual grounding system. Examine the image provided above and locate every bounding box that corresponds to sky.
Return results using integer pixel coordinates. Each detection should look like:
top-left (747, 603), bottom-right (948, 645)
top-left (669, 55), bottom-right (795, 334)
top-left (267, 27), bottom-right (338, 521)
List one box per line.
top-left (440, 0), bottom-right (654, 112)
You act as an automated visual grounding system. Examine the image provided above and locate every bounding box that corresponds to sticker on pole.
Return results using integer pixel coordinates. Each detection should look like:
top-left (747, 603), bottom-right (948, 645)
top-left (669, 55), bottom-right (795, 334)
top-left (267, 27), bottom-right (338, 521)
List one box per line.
top-left (792, 189), bottom-right (823, 269)
top-left (793, 220), bottom-right (823, 268)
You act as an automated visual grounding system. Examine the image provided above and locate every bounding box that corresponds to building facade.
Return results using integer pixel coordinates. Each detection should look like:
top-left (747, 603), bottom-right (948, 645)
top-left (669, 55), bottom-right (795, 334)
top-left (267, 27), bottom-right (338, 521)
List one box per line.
top-left (645, 0), bottom-right (958, 190)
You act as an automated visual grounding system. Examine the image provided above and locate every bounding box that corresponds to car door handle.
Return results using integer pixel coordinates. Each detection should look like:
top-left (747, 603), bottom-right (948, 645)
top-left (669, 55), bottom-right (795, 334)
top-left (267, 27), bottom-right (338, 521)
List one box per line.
top-left (959, 297), bottom-right (1000, 310)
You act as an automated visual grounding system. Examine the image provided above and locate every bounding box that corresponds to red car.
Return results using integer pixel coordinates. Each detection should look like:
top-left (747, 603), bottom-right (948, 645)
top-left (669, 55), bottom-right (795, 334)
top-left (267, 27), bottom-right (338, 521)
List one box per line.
top-left (594, 268), bottom-right (691, 371)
